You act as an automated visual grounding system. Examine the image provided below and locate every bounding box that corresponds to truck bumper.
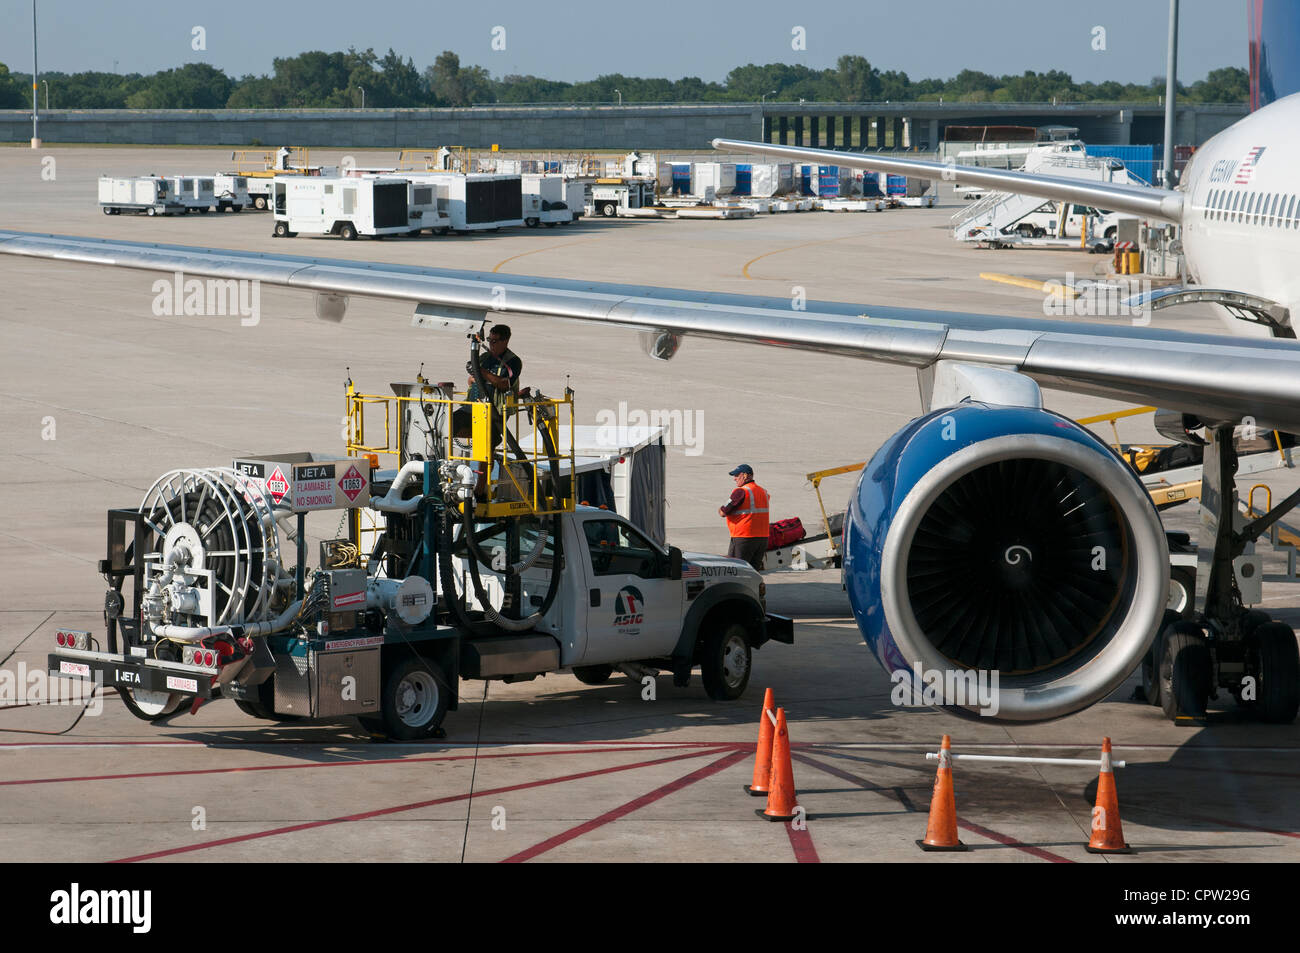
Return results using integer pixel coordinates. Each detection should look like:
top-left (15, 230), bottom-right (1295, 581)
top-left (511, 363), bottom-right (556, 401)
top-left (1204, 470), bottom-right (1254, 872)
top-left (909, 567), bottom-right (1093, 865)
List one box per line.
top-left (764, 613), bottom-right (794, 645)
top-left (49, 649), bottom-right (216, 699)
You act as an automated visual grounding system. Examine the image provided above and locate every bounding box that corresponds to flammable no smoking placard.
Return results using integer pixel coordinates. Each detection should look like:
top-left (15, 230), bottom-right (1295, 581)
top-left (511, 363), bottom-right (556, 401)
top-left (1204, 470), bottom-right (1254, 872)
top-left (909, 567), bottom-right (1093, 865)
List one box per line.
top-left (291, 461), bottom-right (370, 512)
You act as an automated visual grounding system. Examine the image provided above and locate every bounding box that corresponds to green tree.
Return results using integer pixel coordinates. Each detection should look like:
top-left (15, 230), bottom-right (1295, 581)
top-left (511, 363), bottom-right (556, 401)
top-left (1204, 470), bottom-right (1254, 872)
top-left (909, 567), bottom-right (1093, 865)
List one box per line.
top-left (124, 63), bottom-right (232, 108)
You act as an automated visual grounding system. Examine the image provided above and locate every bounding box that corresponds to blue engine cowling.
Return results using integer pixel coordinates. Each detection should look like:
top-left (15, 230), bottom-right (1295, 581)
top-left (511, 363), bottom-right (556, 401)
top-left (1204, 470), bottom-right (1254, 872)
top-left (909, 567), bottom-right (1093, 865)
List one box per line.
top-left (843, 404), bottom-right (1168, 722)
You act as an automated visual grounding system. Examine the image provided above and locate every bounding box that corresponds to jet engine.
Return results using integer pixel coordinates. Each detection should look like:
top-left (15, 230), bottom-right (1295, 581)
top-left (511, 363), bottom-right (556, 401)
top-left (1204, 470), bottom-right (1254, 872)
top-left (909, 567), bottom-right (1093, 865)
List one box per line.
top-left (844, 404), bottom-right (1168, 722)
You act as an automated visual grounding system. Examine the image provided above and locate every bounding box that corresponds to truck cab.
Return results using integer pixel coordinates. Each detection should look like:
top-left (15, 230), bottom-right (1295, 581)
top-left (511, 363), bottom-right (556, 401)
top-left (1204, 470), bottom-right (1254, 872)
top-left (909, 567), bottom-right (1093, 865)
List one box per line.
top-left (448, 506), bottom-right (790, 701)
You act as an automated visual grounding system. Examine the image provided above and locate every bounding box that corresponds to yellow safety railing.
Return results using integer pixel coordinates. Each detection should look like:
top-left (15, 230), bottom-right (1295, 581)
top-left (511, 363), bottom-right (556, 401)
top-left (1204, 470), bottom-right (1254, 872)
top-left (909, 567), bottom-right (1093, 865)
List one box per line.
top-left (805, 462), bottom-right (867, 554)
top-left (1073, 405), bottom-right (1158, 452)
top-left (345, 381), bottom-right (575, 519)
top-left (229, 147), bottom-right (312, 176)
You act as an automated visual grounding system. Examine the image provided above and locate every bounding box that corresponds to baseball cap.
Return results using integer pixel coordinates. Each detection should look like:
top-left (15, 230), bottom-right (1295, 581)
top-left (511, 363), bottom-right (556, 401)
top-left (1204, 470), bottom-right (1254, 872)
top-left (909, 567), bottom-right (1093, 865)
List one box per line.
top-left (728, 464), bottom-right (753, 476)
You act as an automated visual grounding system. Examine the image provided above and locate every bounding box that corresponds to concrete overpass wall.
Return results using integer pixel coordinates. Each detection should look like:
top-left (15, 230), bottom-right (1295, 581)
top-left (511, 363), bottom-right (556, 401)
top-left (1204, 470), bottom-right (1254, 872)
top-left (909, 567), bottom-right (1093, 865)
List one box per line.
top-left (0, 102), bottom-right (1245, 150)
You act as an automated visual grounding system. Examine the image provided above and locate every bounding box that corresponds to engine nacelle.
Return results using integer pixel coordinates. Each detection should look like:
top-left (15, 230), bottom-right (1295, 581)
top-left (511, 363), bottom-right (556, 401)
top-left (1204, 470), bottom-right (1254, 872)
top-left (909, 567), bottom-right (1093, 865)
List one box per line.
top-left (844, 404), bottom-right (1168, 722)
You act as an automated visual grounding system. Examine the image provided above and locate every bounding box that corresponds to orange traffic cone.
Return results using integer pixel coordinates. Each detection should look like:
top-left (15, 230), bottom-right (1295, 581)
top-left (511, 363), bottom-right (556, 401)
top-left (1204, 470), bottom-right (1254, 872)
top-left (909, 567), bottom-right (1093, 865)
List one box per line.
top-left (745, 688), bottom-right (776, 797)
top-left (756, 707), bottom-right (799, 822)
top-left (1086, 737), bottom-right (1133, 853)
top-left (917, 735), bottom-right (968, 851)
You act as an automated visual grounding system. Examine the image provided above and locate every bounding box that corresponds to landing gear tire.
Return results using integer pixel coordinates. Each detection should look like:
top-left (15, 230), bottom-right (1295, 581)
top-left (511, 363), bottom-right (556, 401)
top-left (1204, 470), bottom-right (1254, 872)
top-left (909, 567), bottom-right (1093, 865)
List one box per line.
top-left (1168, 567), bottom-right (1196, 617)
top-left (1252, 622), bottom-right (1300, 723)
top-left (1160, 624), bottom-right (1211, 721)
top-left (118, 686), bottom-right (185, 722)
top-left (700, 622), bottom-right (752, 701)
top-left (1143, 610), bottom-right (1181, 707)
top-left (376, 656), bottom-right (449, 740)
top-left (572, 664), bottom-right (614, 685)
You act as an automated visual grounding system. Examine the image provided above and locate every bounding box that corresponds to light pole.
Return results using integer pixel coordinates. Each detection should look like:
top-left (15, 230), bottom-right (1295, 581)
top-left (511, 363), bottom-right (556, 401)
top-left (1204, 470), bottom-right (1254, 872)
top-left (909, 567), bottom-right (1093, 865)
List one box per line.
top-left (1162, 0), bottom-right (1179, 187)
top-left (761, 90), bottom-right (775, 103)
top-left (614, 89), bottom-right (621, 105)
top-left (760, 90), bottom-right (776, 140)
top-left (358, 86), bottom-right (365, 110)
top-left (42, 79), bottom-right (48, 110)
top-left (31, 0), bottom-right (40, 148)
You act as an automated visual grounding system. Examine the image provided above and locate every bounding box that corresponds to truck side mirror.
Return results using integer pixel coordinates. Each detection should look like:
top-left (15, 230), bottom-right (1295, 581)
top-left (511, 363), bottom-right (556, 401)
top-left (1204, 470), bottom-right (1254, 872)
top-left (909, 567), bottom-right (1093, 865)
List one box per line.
top-left (668, 546), bottom-right (683, 580)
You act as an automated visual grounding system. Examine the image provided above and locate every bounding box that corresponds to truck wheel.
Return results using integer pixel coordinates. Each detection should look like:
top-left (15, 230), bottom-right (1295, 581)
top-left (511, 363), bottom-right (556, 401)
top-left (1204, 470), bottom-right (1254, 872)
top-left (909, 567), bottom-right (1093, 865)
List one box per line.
top-left (601, 203), bottom-right (617, 218)
top-left (339, 222), bottom-right (358, 240)
top-left (701, 622), bottom-right (752, 701)
top-left (379, 656), bottom-right (449, 740)
top-left (146, 207), bottom-right (157, 217)
top-left (1253, 622), bottom-right (1300, 723)
top-left (572, 664), bottom-right (614, 685)
top-left (1167, 567), bottom-right (1195, 617)
top-left (273, 221), bottom-right (289, 238)
top-left (525, 217), bottom-right (540, 228)
top-left (102, 206), bottom-right (113, 216)
top-left (234, 699), bottom-right (273, 720)
top-left (1160, 625), bottom-right (1211, 721)
top-left (118, 686), bottom-right (185, 722)
top-left (254, 196), bottom-right (267, 210)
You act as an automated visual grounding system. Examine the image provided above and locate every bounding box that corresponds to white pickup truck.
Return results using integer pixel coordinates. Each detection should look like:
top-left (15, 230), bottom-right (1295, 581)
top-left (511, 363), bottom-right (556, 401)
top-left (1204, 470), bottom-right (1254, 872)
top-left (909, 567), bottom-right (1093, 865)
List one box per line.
top-left (451, 505), bottom-right (792, 705)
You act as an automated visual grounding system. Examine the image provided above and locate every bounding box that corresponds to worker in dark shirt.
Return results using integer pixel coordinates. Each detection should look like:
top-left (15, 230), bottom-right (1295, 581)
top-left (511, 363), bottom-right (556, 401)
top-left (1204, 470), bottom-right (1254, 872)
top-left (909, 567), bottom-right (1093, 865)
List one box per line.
top-left (719, 464), bottom-right (770, 571)
top-left (453, 324), bottom-right (522, 445)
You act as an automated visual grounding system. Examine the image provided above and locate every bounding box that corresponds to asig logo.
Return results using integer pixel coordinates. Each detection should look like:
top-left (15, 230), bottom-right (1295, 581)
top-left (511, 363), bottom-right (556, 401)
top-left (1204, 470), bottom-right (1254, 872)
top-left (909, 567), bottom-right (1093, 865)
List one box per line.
top-left (890, 663), bottom-right (1001, 717)
top-left (613, 586), bottom-right (644, 627)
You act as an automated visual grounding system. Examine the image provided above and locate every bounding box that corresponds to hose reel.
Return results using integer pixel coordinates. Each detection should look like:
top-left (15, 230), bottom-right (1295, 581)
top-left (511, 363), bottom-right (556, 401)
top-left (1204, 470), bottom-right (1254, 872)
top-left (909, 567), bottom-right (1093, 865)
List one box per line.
top-left (137, 468), bottom-right (289, 633)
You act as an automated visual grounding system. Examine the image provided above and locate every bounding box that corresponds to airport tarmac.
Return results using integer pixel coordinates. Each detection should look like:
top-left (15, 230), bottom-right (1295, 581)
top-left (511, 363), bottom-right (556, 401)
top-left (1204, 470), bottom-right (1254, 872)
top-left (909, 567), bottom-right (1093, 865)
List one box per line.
top-left (1, 147), bottom-right (1297, 863)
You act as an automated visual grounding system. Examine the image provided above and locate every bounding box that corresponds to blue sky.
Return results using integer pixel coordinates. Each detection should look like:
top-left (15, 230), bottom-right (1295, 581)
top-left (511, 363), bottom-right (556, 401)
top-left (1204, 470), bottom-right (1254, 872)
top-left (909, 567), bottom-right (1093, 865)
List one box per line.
top-left (1, 0), bottom-right (1246, 85)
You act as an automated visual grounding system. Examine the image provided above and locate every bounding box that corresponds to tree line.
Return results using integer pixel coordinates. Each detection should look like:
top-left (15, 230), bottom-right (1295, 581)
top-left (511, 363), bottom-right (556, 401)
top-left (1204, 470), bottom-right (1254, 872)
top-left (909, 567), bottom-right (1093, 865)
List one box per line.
top-left (0, 51), bottom-right (1248, 110)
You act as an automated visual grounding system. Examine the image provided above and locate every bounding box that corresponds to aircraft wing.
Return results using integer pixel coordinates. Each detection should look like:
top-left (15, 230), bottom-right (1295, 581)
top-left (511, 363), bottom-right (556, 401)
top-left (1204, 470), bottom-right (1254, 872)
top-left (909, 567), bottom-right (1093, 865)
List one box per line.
top-left (711, 137), bottom-right (1185, 223)
top-left (2, 229), bottom-right (1297, 431)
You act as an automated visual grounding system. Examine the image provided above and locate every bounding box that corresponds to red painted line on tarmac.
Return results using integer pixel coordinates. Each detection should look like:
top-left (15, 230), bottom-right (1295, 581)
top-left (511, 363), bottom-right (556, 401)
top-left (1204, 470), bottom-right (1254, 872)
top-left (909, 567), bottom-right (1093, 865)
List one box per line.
top-left (785, 821), bottom-right (820, 863)
top-left (953, 819), bottom-right (1074, 863)
top-left (109, 747), bottom-right (720, 863)
top-left (500, 749), bottom-right (750, 863)
top-left (1184, 814), bottom-right (1300, 839)
top-left (792, 752), bottom-right (1074, 863)
top-left (0, 745), bottom-right (716, 788)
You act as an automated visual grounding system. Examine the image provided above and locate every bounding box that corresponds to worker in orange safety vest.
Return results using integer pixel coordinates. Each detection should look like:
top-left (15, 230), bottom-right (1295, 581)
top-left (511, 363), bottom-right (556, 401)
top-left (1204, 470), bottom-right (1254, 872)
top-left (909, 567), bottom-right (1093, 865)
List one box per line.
top-left (718, 464), bottom-right (769, 571)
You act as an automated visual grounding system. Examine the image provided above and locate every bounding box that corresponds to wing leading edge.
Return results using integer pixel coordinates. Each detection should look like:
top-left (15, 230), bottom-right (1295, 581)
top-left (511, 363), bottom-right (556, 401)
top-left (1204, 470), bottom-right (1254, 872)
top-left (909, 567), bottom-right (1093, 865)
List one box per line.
top-left (2, 229), bottom-right (1298, 431)
top-left (710, 137), bottom-right (1186, 223)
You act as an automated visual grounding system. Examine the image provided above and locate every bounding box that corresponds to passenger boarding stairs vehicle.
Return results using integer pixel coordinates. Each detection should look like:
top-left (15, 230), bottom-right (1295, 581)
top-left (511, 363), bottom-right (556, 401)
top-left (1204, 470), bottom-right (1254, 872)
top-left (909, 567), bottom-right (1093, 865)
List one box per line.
top-left (951, 151), bottom-right (1146, 247)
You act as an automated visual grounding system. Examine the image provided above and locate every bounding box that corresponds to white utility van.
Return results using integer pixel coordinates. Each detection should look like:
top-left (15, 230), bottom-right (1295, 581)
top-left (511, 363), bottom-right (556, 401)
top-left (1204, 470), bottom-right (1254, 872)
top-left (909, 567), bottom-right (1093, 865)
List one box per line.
top-left (520, 174), bottom-right (572, 227)
top-left (97, 176), bottom-right (186, 216)
top-left (271, 176), bottom-right (414, 240)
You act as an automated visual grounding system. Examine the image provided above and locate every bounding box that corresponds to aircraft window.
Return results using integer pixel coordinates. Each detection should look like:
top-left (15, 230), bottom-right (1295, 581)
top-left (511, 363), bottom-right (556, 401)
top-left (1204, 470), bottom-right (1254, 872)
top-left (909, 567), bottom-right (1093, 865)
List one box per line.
top-left (1248, 192), bottom-right (1258, 224)
top-left (1231, 191), bottom-right (1241, 221)
top-left (1270, 193), bottom-right (1280, 225)
top-left (1291, 195), bottom-right (1298, 227)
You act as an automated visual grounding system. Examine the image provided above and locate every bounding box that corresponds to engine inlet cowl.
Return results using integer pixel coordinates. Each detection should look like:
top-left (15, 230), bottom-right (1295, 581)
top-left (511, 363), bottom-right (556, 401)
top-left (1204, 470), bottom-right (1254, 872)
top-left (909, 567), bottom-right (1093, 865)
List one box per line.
top-left (844, 404), bottom-right (1168, 723)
